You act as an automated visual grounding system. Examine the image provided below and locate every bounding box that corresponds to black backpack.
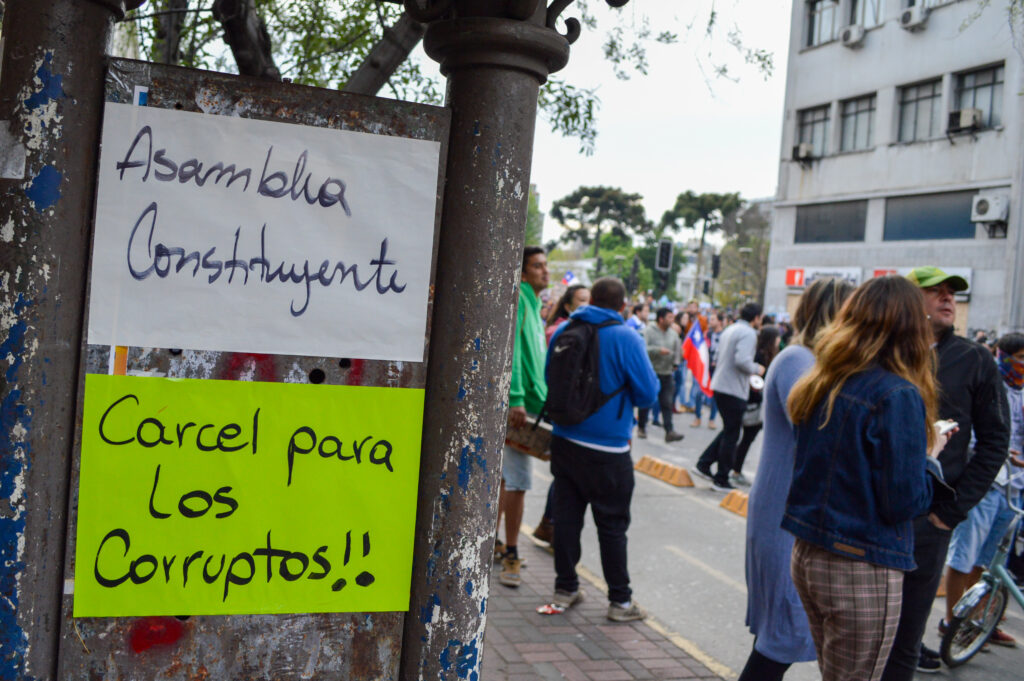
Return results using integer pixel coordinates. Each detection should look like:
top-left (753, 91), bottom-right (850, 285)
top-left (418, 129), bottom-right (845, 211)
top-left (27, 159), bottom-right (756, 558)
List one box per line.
top-left (540, 319), bottom-right (627, 426)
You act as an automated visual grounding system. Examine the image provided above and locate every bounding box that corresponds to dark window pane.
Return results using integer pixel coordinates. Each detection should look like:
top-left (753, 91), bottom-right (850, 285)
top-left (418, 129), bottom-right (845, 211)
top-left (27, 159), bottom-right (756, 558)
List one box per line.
top-left (795, 201), bottom-right (867, 243)
top-left (883, 191), bottom-right (976, 240)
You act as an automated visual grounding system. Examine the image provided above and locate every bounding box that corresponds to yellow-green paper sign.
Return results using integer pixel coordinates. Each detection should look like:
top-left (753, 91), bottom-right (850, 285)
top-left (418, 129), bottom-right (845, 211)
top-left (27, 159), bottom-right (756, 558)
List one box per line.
top-left (74, 374), bottom-right (424, 617)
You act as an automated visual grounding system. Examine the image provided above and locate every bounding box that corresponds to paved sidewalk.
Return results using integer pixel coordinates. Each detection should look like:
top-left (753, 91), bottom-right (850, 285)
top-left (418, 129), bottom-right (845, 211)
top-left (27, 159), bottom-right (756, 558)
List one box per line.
top-left (481, 532), bottom-right (726, 681)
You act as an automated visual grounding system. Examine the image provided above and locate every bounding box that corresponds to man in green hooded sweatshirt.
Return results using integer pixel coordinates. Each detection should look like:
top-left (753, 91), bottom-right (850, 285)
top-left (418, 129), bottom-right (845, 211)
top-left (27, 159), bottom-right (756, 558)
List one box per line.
top-left (497, 245), bottom-right (549, 587)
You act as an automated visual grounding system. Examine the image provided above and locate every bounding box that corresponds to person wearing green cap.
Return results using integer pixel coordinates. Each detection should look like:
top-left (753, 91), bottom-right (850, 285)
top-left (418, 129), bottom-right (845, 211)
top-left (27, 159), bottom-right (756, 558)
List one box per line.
top-left (880, 266), bottom-right (1010, 680)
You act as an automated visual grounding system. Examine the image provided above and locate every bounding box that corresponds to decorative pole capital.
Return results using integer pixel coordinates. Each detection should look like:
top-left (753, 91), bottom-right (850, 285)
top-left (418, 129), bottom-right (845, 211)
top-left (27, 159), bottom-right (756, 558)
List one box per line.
top-left (404, 1), bottom-right (633, 80)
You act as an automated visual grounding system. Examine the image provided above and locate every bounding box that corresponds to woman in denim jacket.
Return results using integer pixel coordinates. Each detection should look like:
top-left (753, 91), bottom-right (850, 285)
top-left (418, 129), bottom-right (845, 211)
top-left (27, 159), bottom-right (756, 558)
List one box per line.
top-left (782, 276), bottom-right (953, 681)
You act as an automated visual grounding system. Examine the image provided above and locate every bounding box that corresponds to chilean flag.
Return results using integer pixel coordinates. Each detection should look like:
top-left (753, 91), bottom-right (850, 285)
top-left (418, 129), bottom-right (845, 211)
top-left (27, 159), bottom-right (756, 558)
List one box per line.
top-left (561, 271), bottom-right (578, 286)
top-left (683, 322), bottom-right (713, 398)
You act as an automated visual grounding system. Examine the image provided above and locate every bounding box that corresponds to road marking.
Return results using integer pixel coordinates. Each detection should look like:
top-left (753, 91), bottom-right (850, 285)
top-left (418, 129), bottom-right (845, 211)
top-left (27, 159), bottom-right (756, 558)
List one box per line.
top-left (664, 544), bottom-right (747, 594)
top-left (534, 469), bottom-right (553, 483)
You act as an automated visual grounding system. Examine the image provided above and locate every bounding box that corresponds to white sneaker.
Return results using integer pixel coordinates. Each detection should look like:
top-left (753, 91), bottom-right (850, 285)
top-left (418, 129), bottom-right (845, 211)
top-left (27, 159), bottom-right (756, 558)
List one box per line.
top-left (552, 589), bottom-right (584, 609)
top-left (607, 601), bottom-right (645, 622)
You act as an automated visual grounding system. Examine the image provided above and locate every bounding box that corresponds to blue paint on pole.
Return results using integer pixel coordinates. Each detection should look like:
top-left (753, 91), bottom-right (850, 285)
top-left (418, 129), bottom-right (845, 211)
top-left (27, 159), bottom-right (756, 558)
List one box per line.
top-left (456, 379), bottom-right (466, 402)
top-left (26, 165), bottom-right (62, 212)
top-left (439, 639), bottom-right (458, 672)
top-left (464, 580), bottom-right (473, 596)
top-left (419, 592), bottom-right (441, 624)
top-left (0, 295), bottom-right (33, 681)
top-left (456, 638), bottom-right (479, 680)
top-left (457, 446), bottom-right (471, 491)
top-left (24, 53), bottom-right (64, 111)
top-left (474, 337), bottom-right (481, 351)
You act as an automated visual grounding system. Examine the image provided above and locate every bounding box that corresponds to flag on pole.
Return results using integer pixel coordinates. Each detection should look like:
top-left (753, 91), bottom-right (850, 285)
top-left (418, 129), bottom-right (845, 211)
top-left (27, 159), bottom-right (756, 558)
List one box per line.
top-left (561, 271), bottom-right (578, 286)
top-left (682, 322), bottom-right (713, 398)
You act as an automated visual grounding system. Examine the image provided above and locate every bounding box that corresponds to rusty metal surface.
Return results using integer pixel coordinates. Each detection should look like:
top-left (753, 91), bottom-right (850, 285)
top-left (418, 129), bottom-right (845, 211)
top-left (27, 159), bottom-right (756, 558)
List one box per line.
top-left (0, 1), bottom-right (122, 678)
top-left (54, 59), bottom-right (449, 679)
top-left (400, 11), bottom-right (569, 681)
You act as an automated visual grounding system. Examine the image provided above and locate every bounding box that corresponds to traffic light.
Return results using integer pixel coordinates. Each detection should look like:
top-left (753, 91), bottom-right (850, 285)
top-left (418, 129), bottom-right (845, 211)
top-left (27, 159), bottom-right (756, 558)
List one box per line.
top-left (655, 239), bottom-right (673, 272)
top-left (702, 280), bottom-right (710, 295)
top-left (711, 253), bottom-right (721, 279)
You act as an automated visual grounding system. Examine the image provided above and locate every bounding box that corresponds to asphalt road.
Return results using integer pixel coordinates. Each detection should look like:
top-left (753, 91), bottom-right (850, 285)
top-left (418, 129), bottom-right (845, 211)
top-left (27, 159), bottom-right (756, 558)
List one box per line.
top-left (521, 411), bottom-right (1024, 681)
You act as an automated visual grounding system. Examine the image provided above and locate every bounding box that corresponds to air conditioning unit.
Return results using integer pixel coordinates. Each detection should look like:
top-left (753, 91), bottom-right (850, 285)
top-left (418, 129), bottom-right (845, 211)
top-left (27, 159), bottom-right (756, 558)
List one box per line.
top-left (841, 24), bottom-right (866, 48)
top-left (948, 108), bottom-right (983, 133)
top-left (899, 5), bottom-right (928, 31)
top-left (792, 142), bottom-right (815, 161)
top-left (971, 192), bottom-right (1009, 223)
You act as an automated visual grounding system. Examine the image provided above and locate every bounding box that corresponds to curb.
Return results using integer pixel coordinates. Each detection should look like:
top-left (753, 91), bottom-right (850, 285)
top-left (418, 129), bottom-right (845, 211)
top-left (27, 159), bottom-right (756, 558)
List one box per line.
top-left (634, 455), bottom-right (695, 487)
top-left (718, 490), bottom-right (749, 518)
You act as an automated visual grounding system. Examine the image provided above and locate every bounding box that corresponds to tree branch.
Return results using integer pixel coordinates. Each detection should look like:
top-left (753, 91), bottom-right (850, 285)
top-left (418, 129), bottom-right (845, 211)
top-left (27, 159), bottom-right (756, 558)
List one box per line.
top-left (212, 0), bottom-right (281, 80)
top-left (343, 12), bottom-right (424, 96)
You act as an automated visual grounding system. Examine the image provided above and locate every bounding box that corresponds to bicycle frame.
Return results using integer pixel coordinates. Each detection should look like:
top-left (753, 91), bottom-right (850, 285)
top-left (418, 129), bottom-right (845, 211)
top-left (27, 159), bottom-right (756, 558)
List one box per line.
top-left (951, 483), bottom-right (1024, 620)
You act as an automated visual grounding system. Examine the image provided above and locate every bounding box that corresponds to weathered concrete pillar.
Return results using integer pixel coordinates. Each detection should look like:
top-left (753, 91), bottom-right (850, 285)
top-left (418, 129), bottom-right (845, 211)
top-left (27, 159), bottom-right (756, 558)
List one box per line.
top-left (398, 1), bottom-right (576, 679)
top-left (0, 1), bottom-right (143, 677)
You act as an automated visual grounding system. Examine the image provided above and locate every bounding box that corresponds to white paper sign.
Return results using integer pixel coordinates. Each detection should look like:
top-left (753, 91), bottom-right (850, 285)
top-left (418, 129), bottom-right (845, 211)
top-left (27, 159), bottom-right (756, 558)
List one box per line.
top-left (88, 103), bottom-right (441, 361)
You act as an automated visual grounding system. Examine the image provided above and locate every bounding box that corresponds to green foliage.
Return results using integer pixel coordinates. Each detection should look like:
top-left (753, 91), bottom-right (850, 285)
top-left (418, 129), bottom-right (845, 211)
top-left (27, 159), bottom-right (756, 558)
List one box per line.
top-left (525, 185), bottom-right (544, 247)
top-left (550, 186), bottom-right (652, 270)
top-left (120, 1), bottom-right (774, 155)
top-left (660, 190), bottom-right (742, 300)
top-left (661, 191), bottom-right (742, 236)
top-left (538, 78), bottom-right (599, 155)
top-left (714, 202), bottom-right (771, 306)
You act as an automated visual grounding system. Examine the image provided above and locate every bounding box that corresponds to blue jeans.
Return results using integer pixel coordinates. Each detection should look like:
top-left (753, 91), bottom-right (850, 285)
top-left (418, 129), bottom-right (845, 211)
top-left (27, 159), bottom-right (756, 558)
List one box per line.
top-left (675, 364), bottom-right (693, 408)
top-left (693, 388), bottom-right (718, 420)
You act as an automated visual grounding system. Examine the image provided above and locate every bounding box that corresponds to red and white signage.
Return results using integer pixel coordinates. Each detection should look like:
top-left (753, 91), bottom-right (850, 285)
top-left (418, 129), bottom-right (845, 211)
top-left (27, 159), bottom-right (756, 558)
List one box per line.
top-left (785, 267), bottom-right (862, 289)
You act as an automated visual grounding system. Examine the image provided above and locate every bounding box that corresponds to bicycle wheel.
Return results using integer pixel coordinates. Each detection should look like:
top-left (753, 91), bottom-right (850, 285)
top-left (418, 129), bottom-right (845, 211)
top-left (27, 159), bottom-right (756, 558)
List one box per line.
top-left (940, 582), bottom-right (1009, 667)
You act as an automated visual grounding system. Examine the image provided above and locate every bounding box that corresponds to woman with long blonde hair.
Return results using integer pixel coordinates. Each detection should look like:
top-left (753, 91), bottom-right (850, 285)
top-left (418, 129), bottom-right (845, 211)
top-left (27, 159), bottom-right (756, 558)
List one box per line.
top-left (782, 276), bottom-right (952, 681)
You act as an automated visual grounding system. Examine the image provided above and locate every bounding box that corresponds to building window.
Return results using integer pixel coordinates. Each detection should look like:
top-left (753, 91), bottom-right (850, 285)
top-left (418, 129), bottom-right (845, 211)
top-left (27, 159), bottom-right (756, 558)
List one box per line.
top-left (898, 79), bottom-right (942, 142)
top-left (883, 191), bottom-right (976, 240)
top-left (795, 201), bottom-right (867, 243)
top-left (840, 95), bottom-right (875, 151)
top-left (850, 0), bottom-right (882, 27)
top-left (806, 1), bottom-right (838, 47)
top-left (798, 105), bottom-right (831, 157)
top-left (955, 64), bottom-right (1004, 128)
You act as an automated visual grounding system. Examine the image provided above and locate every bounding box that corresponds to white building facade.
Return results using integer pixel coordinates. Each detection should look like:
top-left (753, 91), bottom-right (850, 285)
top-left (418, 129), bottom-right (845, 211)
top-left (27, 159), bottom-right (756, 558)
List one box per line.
top-left (766, 0), bottom-right (1024, 335)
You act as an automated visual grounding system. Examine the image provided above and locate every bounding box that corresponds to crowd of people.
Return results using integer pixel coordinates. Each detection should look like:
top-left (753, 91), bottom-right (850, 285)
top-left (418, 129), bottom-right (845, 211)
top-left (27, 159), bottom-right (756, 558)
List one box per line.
top-left (493, 247), bottom-right (1023, 681)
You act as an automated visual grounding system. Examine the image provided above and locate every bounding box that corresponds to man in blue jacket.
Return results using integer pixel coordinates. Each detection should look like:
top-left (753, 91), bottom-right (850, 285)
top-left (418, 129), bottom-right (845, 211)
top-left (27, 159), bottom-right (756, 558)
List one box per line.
top-left (545, 277), bottom-right (659, 622)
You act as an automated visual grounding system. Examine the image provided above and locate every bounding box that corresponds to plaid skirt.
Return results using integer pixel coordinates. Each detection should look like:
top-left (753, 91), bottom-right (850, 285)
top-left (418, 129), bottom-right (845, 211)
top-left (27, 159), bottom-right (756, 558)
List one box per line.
top-left (791, 538), bottom-right (903, 681)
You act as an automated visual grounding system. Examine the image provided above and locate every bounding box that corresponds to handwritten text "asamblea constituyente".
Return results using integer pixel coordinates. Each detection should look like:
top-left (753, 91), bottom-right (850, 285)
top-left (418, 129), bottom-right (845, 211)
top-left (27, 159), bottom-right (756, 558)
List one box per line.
top-left (113, 125), bottom-right (407, 317)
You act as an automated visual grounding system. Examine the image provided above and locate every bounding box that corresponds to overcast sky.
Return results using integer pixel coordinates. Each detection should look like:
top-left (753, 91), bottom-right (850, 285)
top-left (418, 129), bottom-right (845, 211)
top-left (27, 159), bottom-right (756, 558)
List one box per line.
top-left (525, 1), bottom-right (793, 243)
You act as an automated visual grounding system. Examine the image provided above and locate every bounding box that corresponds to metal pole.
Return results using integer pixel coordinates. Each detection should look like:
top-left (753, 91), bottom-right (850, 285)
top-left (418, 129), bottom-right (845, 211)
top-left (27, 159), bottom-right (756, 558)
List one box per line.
top-left (399, 2), bottom-right (571, 679)
top-left (0, 1), bottom-right (142, 678)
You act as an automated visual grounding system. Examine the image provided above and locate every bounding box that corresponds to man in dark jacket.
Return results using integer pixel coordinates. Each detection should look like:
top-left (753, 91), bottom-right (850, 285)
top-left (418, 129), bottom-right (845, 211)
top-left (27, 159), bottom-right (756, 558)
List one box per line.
top-left (881, 267), bottom-right (1010, 680)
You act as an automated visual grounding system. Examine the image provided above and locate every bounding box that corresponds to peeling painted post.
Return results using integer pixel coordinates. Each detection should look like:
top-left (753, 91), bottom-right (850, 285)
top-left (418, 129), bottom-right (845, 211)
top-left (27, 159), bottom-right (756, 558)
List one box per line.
top-left (0, 1), bottom-right (142, 677)
top-left (398, 2), bottom-right (572, 679)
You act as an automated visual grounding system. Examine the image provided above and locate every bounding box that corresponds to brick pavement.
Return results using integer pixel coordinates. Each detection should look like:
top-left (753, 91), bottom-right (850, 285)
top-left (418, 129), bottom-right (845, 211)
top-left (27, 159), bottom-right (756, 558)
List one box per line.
top-left (481, 532), bottom-right (726, 681)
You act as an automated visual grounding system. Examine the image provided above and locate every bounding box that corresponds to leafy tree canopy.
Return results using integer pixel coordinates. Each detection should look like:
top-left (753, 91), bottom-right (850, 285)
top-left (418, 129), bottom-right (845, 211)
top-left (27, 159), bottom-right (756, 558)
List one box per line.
top-left (119, 1), bottom-right (771, 154)
top-left (660, 190), bottom-right (741, 294)
top-left (550, 185), bottom-right (651, 269)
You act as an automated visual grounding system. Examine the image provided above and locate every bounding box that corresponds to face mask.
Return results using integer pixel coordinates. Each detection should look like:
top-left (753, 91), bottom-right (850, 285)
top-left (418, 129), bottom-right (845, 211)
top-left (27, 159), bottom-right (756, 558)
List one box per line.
top-left (997, 348), bottom-right (1024, 390)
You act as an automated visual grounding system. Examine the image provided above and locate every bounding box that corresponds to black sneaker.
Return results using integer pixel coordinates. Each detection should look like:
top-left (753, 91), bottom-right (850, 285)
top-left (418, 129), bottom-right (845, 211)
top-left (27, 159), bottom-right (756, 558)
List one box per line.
top-left (711, 480), bottom-right (735, 492)
top-left (916, 654), bottom-right (940, 673)
top-left (691, 465), bottom-right (713, 482)
top-left (920, 643), bottom-right (940, 659)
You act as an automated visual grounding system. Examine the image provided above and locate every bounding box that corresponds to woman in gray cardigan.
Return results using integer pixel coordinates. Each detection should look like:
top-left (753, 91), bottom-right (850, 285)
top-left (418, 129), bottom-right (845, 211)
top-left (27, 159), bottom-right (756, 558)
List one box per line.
top-left (738, 278), bottom-right (853, 681)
